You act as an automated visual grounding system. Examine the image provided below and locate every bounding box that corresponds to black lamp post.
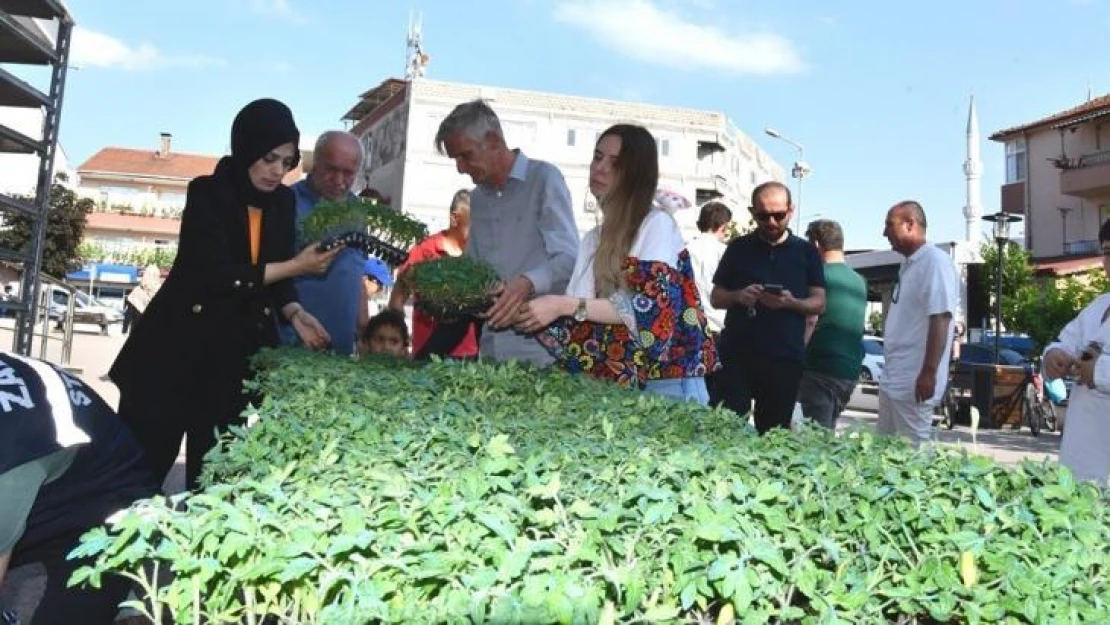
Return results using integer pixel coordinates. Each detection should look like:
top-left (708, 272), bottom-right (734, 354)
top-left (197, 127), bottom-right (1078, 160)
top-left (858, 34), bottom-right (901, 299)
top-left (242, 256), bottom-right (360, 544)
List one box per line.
top-left (981, 211), bottom-right (1024, 364)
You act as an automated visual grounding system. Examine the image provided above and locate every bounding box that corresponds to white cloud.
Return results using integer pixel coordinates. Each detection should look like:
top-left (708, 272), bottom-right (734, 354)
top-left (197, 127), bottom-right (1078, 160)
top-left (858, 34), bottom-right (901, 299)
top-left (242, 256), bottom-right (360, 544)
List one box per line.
top-left (246, 0), bottom-right (307, 24)
top-left (71, 27), bottom-right (225, 71)
top-left (553, 0), bottom-right (804, 75)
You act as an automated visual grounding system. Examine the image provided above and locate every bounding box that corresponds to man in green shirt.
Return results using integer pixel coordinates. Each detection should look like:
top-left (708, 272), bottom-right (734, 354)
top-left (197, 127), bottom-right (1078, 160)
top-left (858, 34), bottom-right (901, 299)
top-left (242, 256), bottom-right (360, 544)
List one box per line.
top-left (799, 220), bottom-right (868, 429)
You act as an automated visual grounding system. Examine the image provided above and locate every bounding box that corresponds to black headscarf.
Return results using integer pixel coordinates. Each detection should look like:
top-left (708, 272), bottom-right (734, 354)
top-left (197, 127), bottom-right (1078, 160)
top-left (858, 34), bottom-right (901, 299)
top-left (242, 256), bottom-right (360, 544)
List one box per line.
top-left (213, 98), bottom-right (301, 209)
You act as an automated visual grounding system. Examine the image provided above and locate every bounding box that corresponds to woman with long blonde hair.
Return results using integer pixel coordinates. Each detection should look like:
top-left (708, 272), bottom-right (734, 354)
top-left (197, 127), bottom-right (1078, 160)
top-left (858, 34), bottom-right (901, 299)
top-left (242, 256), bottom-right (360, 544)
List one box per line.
top-left (516, 124), bottom-right (717, 403)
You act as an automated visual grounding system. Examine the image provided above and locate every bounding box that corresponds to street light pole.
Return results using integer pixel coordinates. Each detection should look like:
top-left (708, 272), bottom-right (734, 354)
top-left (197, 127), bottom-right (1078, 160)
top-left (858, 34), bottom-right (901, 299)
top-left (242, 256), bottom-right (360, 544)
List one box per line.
top-left (981, 211), bottom-right (1023, 364)
top-left (765, 127), bottom-right (811, 232)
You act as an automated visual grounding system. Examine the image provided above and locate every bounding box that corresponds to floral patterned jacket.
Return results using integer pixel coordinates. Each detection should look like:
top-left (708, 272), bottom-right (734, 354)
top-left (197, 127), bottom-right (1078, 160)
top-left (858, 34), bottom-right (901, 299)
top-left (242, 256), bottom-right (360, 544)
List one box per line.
top-left (535, 250), bottom-right (719, 388)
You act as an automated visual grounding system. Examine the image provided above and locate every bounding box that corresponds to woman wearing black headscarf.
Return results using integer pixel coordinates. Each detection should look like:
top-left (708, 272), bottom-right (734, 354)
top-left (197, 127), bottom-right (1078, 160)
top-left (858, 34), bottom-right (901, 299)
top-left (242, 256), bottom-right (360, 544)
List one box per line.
top-left (110, 98), bottom-right (340, 490)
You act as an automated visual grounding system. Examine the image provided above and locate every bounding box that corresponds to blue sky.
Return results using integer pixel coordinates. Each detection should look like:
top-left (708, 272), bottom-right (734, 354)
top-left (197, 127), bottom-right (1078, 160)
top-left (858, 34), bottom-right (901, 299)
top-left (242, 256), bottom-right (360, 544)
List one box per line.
top-left (38, 0), bottom-right (1110, 249)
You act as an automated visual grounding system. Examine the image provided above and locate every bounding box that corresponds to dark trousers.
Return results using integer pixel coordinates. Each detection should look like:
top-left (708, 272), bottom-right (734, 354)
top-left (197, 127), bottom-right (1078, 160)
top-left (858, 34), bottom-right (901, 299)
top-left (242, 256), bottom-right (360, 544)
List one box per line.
top-left (118, 361), bottom-right (254, 491)
top-left (120, 303), bottom-right (139, 334)
top-left (9, 530), bottom-right (132, 624)
top-left (714, 356), bottom-right (804, 434)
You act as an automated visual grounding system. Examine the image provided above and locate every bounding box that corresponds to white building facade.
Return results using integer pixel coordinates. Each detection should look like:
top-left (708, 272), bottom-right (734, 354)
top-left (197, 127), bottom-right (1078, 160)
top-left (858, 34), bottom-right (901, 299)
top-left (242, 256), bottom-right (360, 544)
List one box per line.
top-left (345, 78), bottom-right (785, 237)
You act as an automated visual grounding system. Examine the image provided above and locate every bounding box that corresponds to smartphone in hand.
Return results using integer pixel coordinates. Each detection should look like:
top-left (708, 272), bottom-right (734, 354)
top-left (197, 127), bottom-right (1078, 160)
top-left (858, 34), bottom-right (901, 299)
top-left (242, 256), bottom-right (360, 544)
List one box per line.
top-left (763, 283), bottom-right (784, 295)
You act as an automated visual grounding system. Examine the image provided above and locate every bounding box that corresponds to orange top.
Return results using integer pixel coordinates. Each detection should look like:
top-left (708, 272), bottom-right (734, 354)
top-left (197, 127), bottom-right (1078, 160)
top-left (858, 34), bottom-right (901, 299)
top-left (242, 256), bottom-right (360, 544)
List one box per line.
top-left (247, 207), bottom-right (262, 265)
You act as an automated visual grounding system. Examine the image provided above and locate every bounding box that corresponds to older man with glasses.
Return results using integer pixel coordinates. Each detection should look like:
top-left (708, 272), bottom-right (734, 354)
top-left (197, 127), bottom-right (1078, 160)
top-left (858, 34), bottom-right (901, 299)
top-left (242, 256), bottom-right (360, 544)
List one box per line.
top-left (878, 200), bottom-right (958, 446)
top-left (710, 181), bottom-right (826, 433)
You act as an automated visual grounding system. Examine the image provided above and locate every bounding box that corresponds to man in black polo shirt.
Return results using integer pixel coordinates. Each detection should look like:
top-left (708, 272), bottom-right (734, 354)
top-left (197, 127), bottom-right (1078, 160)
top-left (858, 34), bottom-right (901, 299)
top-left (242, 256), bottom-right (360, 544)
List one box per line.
top-left (0, 352), bottom-right (157, 624)
top-left (710, 182), bottom-right (826, 433)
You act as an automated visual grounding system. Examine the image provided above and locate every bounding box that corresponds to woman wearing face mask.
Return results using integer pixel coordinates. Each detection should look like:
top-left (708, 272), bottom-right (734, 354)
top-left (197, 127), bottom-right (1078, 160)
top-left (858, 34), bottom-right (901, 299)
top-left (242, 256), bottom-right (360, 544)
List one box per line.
top-left (515, 124), bottom-right (717, 404)
top-left (109, 98), bottom-right (340, 490)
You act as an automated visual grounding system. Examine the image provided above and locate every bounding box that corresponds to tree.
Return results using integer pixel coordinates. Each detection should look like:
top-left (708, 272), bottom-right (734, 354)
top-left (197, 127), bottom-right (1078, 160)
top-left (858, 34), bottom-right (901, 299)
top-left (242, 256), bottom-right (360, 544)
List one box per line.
top-left (979, 241), bottom-right (1035, 329)
top-left (725, 218), bottom-right (755, 242)
top-left (980, 241), bottom-right (1108, 351)
top-left (78, 241), bottom-right (177, 269)
top-left (0, 180), bottom-right (92, 278)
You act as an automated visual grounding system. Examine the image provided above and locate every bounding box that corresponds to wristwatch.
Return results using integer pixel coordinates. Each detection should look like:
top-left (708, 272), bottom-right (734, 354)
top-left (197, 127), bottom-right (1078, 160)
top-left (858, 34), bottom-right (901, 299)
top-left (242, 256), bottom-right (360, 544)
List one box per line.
top-left (573, 298), bottom-right (587, 322)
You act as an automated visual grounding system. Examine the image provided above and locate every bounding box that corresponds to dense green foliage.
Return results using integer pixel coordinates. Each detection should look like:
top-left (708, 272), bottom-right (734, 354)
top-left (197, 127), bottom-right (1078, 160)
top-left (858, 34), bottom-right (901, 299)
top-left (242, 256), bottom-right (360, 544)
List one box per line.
top-left (401, 255), bottom-right (501, 319)
top-left (77, 241), bottom-right (176, 270)
top-left (980, 242), bottom-right (1109, 351)
top-left (301, 199), bottom-right (427, 252)
top-left (72, 350), bottom-right (1110, 624)
top-left (0, 181), bottom-right (92, 277)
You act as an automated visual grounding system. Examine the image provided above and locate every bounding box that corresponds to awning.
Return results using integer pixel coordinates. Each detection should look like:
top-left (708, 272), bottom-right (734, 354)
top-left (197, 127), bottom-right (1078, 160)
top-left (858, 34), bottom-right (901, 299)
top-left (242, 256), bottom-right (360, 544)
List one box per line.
top-left (1033, 255), bottom-right (1102, 276)
top-left (66, 263), bottom-right (139, 284)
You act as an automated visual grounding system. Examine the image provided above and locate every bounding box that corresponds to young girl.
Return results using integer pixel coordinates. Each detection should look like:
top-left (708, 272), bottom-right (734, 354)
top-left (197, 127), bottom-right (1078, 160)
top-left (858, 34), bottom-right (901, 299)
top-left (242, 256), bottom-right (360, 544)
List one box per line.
top-left (515, 124), bottom-right (717, 404)
top-left (359, 309), bottom-right (410, 358)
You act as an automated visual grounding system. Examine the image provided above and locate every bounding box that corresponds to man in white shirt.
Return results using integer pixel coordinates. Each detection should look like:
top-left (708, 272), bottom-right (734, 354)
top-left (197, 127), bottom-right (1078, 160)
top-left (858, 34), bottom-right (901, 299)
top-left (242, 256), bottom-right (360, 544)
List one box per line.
top-left (878, 201), bottom-right (958, 446)
top-left (687, 201), bottom-right (731, 405)
top-left (687, 202), bottom-right (732, 334)
top-left (1042, 218), bottom-right (1110, 484)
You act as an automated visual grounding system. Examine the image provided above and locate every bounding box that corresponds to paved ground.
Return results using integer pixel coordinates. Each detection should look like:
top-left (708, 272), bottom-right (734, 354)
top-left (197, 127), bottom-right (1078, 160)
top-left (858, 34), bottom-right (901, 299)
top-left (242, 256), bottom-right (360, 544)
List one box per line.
top-left (843, 385), bottom-right (1061, 465)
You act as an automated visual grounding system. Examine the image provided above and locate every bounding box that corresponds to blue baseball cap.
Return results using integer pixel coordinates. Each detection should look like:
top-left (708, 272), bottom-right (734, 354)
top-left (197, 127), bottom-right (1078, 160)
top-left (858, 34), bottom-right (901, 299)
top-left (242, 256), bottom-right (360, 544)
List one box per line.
top-left (364, 257), bottom-right (394, 287)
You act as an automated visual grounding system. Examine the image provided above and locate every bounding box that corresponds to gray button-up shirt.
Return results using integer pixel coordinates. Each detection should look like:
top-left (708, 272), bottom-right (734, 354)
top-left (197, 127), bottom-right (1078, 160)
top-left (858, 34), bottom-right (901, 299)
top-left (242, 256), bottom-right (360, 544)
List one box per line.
top-left (467, 150), bottom-right (579, 366)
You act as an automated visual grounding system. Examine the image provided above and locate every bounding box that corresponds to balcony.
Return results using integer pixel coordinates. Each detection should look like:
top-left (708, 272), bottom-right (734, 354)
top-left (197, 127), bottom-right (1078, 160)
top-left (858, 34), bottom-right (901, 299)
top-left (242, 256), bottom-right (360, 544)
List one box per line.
top-left (1060, 150), bottom-right (1110, 199)
top-left (1064, 239), bottom-right (1100, 255)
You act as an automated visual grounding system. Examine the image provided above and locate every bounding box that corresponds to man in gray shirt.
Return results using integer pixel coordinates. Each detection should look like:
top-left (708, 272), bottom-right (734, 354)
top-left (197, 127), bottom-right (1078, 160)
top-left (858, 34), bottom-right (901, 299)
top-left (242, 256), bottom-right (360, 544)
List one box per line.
top-left (435, 100), bottom-right (579, 365)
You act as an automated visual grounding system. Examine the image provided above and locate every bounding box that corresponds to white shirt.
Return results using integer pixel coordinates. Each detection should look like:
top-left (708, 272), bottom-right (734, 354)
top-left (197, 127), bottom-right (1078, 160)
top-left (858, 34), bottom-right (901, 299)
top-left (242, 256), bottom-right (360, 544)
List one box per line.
top-left (880, 243), bottom-right (959, 403)
top-left (566, 209), bottom-right (683, 298)
top-left (1044, 292), bottom-right (1110, 484)
top-left (685, 233), bottom-right (727, 333)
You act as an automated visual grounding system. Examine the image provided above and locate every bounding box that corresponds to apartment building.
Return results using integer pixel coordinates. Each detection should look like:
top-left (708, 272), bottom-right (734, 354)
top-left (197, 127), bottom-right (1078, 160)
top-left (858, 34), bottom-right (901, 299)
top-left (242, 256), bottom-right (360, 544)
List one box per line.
top-left (990, 94), bottom-right (1110, 273)
top-left (343, 77), bottom-right (785, 236)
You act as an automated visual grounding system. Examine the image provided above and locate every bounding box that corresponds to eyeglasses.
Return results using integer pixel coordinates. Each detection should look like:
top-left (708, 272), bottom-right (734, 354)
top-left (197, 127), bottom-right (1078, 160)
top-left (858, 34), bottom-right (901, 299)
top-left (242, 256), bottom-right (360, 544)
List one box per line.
top-left (754, 211), bottom-right (790, 223)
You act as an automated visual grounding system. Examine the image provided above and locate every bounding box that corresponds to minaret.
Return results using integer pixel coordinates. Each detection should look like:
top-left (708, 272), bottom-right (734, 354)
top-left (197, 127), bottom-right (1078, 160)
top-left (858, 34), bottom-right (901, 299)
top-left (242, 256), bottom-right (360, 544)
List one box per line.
top-left (963, 95), bottom-right (983, 246)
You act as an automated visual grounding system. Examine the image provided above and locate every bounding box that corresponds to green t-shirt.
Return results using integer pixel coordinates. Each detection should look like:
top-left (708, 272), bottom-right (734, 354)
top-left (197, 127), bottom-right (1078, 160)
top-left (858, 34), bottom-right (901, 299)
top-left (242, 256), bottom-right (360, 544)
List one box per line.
top-left (805, 262), bottom-right (868, 380)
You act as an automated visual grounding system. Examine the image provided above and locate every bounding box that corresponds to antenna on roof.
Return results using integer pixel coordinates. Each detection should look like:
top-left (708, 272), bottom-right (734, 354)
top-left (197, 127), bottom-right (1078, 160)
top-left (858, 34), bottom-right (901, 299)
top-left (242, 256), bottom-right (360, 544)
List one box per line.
top-left (405, 10), bottom-right (429, 80)
top-left (1087, 79), bottom-right (1094, 102)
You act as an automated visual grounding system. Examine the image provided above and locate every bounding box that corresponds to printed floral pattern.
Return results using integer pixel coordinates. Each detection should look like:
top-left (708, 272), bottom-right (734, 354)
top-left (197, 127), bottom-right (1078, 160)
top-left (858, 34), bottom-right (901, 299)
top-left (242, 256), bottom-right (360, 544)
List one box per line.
top-left (536, 250), bottom-right (718, 388)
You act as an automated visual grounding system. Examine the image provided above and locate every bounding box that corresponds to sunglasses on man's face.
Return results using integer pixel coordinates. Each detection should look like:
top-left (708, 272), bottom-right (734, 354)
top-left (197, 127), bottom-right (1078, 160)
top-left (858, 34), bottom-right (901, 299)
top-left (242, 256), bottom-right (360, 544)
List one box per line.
top-left (754, 211), bottom-right (790, 223)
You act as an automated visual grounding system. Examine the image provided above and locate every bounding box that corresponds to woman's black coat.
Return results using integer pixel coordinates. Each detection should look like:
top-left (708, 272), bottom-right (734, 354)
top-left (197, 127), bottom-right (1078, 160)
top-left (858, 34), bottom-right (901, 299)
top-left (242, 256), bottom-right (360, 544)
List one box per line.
top-left (109, 172), bottom-right (298, 479)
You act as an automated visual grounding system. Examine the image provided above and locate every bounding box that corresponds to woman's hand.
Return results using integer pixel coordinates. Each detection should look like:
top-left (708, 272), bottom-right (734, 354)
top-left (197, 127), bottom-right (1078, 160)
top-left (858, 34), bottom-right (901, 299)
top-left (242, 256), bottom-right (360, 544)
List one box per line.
top-left (292, 309), bottom-right (331, 350)
top-left (294, 243), bottom-right (343, 276)
top-left (515, 295), bottom-right (573, 334)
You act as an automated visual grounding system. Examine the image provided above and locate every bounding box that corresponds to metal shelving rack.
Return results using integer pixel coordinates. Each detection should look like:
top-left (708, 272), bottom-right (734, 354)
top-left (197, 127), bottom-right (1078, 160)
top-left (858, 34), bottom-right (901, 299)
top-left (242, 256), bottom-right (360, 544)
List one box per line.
top-left (0, 0), bottom-right (74, 355)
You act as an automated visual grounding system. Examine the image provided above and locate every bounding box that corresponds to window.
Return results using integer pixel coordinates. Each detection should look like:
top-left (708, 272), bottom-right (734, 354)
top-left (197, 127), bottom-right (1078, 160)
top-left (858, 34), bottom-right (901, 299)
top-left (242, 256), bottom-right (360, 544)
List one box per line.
top-left (1005, 138), bottom-right (1027, 183)
top-left (659, 139), bottom-right (670, 157)
top-left (566, 129), bottom-right (576, 147)
top-left (862, 339), bottom-right (883, 356)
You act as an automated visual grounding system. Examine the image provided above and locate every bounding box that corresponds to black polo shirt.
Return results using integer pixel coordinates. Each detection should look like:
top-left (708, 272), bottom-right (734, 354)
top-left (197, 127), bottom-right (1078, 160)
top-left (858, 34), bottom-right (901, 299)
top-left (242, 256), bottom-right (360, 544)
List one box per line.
top-left (712, 231), bottom-right (825, 363)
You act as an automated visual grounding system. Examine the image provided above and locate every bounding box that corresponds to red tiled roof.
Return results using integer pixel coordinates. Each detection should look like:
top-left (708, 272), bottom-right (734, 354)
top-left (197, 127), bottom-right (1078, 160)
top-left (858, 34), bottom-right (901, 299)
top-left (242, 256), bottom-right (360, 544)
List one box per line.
top-left (78, 148), bottom-right (219, 181)
top-left (990, 94), bottom-right (1110, 141)
top-left (80, 148), bottom-right (306, 186)
top-left (86, 212), bottom-right (181, 237)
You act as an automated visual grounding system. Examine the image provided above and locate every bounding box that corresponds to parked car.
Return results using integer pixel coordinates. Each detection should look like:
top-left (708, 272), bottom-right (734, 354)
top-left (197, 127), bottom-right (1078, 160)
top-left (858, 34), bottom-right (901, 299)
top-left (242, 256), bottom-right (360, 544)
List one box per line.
top-left (958, 342), bottom-right (1030, 368)
top-left (860, 335), bottom-right (884, 382)
top-left (47, 286), bottom-right (124, 334)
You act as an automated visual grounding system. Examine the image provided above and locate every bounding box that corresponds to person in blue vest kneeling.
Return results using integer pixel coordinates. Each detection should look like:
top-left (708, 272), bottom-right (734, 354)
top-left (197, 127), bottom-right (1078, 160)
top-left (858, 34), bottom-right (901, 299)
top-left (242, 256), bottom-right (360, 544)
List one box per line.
top-left (0, 352), bottom-right (158, 624)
